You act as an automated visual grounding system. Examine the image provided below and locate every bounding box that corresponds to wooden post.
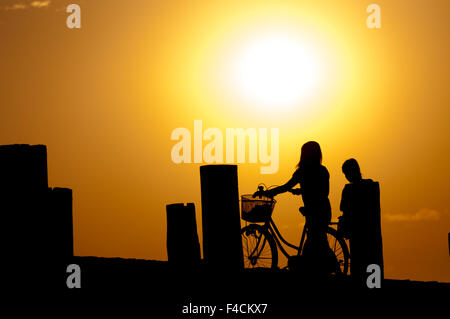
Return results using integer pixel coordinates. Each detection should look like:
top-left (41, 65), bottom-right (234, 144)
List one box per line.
top-left (166, 203), bottom-right (201, 268)
top-left (0, 144), bottom-right (74, 287)
top-left (0, 144), bottom-right (51, 286)
top-left (0, 144), bottom-right (48, 190)
top-left (48, 187), bottom-right (74, 258)
top-left (0, 145), bottom-right (49, 257)
top-left (200, 165), bottom-right (243, 271)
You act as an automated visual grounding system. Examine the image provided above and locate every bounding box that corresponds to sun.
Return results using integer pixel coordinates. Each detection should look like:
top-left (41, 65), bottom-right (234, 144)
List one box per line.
top-left (227, 31), bottom-right (323, 112)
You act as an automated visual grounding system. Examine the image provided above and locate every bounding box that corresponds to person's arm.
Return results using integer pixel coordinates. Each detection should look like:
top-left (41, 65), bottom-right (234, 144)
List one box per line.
top-left (265, 175), bottom-right (299, 198)
top-left (289, 188), bottom-right (302, 195)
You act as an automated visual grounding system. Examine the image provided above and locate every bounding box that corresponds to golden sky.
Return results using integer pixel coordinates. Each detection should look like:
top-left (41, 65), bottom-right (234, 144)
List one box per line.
top-left (1, 0), bottom-right (449, 282)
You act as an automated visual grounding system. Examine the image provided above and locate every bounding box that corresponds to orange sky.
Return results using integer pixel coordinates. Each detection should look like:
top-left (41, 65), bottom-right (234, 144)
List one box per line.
top-left (1, 0), bottom-right (449, 282)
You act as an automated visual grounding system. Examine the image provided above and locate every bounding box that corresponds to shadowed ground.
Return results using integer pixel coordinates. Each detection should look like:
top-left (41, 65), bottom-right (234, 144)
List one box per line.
top-left (66, 256), bottom-right (449, 316)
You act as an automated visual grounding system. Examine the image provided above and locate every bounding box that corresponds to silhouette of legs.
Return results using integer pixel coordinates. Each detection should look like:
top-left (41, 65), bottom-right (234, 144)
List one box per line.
top-left (302, 220), bottom-right (334, 276)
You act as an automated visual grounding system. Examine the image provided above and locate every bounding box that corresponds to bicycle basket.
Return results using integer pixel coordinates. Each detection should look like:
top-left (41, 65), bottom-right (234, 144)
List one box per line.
top-left (241, 194), bottom-right (276, 223)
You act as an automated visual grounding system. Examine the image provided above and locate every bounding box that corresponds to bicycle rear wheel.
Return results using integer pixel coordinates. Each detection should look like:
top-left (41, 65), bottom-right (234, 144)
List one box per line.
top-left (241, 223), bottom-right (278, 269)
top-left (326, 227), bottom-right (350, 275)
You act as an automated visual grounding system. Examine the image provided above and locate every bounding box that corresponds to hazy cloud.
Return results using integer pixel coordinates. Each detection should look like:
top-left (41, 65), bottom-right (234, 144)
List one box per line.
top-left (30, 1), bottom-right (51, 8)
top-left (3, 1), bottom-right (51, 10)
top-left (5, 3), bottom-right (27, 10)
top-left (384, 208), bottom-right (442, 222)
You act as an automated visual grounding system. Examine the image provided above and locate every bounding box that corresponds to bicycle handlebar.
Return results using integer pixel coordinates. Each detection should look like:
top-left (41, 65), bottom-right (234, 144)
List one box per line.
top-left (253, 184), bottom-right (301, 198)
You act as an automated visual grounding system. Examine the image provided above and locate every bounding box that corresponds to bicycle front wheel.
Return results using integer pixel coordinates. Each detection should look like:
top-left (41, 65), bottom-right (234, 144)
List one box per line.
top-left (241, 223), bottom-right (278, 269)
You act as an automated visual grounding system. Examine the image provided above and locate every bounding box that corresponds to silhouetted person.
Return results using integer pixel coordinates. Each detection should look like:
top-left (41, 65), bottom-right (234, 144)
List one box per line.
top-left (255, 141), bottom-right (336, 275)
top-left (340, 158), bottom-right (383, 283)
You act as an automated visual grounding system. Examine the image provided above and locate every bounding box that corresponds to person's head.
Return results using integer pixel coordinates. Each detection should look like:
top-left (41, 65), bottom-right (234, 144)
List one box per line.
top-left (297, 141), bottom-right (322, 169)
top-left (342, 158), bottom-right (362, 183)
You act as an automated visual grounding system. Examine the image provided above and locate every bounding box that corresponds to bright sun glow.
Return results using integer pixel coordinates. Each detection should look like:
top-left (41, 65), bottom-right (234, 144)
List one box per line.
top-left (228, 31), bottom-right (323, 112)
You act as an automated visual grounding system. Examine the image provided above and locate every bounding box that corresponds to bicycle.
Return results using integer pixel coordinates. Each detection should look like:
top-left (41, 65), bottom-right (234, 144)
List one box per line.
top-left (240, 185), bottom-right (350, 275)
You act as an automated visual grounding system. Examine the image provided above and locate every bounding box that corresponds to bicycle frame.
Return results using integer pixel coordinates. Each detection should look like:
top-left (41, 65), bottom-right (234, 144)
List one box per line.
top-left (266, 218), bottom-right (305, 259)
top-left (266, 219), bottom-right (341, 259)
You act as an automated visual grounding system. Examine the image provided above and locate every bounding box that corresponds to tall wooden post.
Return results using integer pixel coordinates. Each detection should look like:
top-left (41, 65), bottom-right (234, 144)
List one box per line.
top-left (0, 144), bottom-right (48, 190)
top-left (166, 203), bottom-right (201, 268)
top-left (200, 165), bottom-right (243, 271)
top-left (0, 144), bottom-right (73, 287)
top-left (0, 145), bottom-right (49, 258)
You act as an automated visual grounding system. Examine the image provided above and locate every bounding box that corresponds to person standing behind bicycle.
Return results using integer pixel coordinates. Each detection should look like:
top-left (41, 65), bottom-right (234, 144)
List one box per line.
top-left (254, 141), bottom-right (335, 275)
top-left (339, 158), bottom-right (383, 283)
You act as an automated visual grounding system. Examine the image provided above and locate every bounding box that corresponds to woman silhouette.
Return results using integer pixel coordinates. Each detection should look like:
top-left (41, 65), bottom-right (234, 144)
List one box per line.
top-left (255, 141), bottom-right (334, 273)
